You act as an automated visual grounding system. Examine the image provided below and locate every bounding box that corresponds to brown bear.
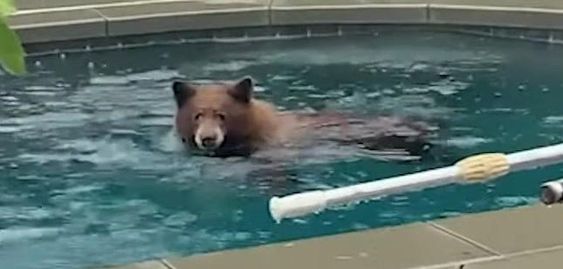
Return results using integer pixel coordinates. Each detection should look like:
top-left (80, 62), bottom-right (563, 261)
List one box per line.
top-left (172, 76), bottom-right (435, 159)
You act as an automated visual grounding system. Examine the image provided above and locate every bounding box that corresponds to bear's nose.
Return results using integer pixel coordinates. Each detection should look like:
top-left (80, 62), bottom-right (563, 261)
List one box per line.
top-left (201, 135), bottom-right (218, 147)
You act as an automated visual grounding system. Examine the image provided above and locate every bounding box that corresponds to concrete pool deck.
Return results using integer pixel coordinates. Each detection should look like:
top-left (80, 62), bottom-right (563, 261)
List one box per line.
top-left (102, 203), bottom-right (563, 269)
top-left (9, 0), bottom-right (563, 46)
top-left (10, 0), bottom-right (563, 269)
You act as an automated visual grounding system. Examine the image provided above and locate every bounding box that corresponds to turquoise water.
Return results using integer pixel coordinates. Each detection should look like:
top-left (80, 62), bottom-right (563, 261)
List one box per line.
top-left (1, 31), bottom-right (563, 269)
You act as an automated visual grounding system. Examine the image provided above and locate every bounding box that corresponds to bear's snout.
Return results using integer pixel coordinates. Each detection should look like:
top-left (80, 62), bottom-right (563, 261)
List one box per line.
top-left (201, 135), bottom-right (218, 147)
top-left (194, 125), bottom-right (225, 151)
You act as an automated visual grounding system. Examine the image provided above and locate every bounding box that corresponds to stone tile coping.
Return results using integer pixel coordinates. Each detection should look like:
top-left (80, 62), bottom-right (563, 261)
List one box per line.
top-left (7, 0), bottom-right (563, 45)
top-left (100, 203), bottom-right (563, 269)
top-left (464, 247), bottom-right (563, 269)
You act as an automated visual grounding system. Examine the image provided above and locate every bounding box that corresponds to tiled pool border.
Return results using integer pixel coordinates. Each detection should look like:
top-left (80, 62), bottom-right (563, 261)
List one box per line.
top-left (102, 203), bottom-right (563, 269)
top-left (10, 1), bottom-right (563, 54)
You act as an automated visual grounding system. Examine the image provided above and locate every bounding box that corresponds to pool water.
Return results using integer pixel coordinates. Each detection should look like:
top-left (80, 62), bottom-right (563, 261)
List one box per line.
top-left (2, 30), bottom-right (563, 269)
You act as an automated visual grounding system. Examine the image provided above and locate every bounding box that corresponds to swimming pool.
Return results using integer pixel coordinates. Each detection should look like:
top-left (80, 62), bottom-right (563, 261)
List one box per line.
top-left (1, 30), bottom-right (563, 269)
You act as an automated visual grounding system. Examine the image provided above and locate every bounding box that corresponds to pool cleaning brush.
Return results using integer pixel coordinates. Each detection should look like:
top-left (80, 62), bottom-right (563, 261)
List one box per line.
top-left (269, 143), bottom-right (563, 222)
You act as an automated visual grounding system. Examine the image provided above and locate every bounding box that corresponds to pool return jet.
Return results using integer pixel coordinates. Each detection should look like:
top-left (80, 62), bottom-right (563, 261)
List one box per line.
top-left (269, 142), bottom-right (563, 223)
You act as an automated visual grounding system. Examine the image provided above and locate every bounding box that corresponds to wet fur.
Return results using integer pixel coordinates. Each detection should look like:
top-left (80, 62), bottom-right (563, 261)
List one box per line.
top-left (172, 77), bottom-right (436, 159)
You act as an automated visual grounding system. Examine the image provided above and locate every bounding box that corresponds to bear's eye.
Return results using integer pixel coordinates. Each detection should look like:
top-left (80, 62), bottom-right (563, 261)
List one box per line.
top-left (181, 138), bottom-right (186, 143)
top-left (217, 113), bottom-right (226, 121)
top-left (194, 113), bottom-right (203, 120)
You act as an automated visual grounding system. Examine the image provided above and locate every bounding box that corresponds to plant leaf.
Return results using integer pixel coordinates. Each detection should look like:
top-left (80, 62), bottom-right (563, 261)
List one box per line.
top-left (0, 18), bottom-right (26, 75)
top-left (0, 0), bottom-right (15, 16)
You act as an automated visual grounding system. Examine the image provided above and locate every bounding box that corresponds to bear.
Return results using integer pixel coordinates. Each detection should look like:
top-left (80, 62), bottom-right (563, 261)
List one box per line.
top-left (172, 76), bottom-right (436, 159)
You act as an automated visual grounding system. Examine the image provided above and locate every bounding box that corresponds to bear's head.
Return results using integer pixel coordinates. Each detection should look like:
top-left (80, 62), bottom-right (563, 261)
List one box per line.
top-left (172, 77), bottom-right (258, 157)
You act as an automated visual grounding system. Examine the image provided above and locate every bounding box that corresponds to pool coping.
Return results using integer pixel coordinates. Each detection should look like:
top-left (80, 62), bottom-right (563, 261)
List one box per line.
top-left (9, 0), bottom-right (563, 49)
top-left (101, 203), bottom-right (563, 269)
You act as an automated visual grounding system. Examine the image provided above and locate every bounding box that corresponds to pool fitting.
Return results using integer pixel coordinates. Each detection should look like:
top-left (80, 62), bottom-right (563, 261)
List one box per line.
top-left (540, 179), bottom-right (563, 205)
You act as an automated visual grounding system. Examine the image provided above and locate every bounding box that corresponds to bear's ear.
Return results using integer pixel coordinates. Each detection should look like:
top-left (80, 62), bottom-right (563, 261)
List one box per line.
top-left (172, 81), bottom-right (196, 108)
top-left (229, 76), bottom-right (253, 103)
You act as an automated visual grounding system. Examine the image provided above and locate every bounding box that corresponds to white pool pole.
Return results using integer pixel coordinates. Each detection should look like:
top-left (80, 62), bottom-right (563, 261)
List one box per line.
top-left (269, 143), bottom-right (563, 222)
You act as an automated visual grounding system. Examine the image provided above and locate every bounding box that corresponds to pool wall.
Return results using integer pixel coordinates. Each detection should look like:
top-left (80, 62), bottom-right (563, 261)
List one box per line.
top-left (10, 0), bottom-right (563, 54)
top-left (10, 0), bottom-right (563, 269)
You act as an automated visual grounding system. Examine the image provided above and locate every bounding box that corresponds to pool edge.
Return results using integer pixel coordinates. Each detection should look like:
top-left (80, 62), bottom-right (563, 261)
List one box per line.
top-left (98, 203), bottom-right (563, 269)
top-left (9, 0), bottom-right (563, 48)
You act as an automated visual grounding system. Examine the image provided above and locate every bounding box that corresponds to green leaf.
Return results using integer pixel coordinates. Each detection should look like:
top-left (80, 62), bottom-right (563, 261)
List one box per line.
top-left (0, 0), bottom-right (15, 16)
top-left (0, 18), bottom-right (26, 75)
